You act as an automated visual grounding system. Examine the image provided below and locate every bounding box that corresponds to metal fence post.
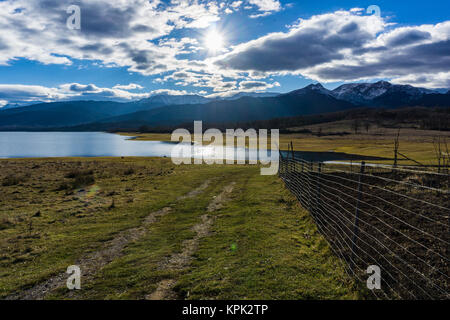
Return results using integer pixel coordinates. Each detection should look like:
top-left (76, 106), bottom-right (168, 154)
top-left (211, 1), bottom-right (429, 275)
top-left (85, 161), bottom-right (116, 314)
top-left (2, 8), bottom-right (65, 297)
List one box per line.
top-left (290, 141), bottom-right (294, 160)
top-left (315, 163), bottom-right (322, 217)
top-left (278, 149), bottom-right (283, 176)
top-left (308, 161), bottom-right (313, 212)
top-left (299, 161), bottom-right (304, 207)
top-left (350, 161), bottom-right (365, 271)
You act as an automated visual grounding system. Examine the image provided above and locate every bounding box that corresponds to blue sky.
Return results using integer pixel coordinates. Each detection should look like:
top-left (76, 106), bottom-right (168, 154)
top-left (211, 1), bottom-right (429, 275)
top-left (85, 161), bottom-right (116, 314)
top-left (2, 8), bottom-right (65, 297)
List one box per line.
top-left (0, 0), bottom-right (449, 106)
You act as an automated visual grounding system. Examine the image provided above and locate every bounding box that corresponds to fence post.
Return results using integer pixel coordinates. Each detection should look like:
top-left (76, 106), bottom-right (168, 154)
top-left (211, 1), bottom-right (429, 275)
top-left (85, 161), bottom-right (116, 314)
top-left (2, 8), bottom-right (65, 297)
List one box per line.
top-left (290, 141), bottom-right (294, 160)
top-left (315, 163), bottom-right (322, 217)
top-left (308, 161), bottom-right (313, 212)
top-left (350, 161), bottom-right (365, 271)
top-left (278, 149), bottom-right (283, 176)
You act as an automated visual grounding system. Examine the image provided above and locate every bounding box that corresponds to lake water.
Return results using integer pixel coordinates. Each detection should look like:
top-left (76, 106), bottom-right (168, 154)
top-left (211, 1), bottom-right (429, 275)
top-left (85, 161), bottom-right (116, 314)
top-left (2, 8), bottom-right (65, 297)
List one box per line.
top-left (0, 132), bottom-right (265, 160)
top-left (0, 132), bottom-right (385, 162)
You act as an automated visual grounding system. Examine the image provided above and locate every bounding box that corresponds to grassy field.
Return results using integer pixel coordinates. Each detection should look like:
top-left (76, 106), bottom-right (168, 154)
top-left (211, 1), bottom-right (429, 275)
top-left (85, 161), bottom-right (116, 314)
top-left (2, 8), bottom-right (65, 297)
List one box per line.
top-left (0, 158), bottom-right (362, 300)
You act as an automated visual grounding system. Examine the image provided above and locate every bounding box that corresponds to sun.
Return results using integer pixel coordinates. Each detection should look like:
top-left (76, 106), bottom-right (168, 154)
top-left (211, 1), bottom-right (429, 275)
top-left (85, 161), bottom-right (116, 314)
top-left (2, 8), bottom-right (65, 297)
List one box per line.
top-left (204, 30), bottom-right (224, 53)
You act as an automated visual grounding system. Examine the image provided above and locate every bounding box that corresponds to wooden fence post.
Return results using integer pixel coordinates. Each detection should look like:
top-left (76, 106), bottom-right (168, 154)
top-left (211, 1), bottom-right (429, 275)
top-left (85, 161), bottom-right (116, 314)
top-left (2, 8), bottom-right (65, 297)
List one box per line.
top-left (351, 161), bottom-right (365, 271)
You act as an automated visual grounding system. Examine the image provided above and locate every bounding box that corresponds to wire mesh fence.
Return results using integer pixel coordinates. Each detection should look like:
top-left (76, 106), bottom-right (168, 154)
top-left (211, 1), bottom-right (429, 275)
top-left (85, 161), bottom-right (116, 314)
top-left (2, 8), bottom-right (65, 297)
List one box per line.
top-left (278, 153), bottom-right (449, 299)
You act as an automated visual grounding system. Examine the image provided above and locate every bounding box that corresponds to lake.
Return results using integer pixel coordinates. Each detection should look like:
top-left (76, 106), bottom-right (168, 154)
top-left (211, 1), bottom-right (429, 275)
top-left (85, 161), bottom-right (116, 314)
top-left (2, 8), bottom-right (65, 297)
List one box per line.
top-left (0, 132), bottom-right (386, 162)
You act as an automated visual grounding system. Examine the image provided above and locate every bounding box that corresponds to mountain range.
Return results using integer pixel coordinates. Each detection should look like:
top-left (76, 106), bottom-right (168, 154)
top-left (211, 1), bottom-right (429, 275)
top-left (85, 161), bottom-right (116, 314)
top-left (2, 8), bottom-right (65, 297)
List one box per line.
top-left (0, 81), bottom-right (448, 131)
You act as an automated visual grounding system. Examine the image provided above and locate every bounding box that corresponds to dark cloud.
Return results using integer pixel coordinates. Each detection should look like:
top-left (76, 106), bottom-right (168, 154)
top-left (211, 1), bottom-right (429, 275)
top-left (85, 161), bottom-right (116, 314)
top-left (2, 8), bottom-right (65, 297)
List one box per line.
top-left (132, 24), bottom-right (156, 33)
top-left (128, 49), bottom-right (165, 71)
top-left (315, 40), bottom-right (450, 80)
top-left (80, 3), bottom-right (136, 38)
top-left (0, 39), bottom-right (8, 50)
top-left (352, 46), bottom-right (387, 55)
top-left (69, 84), bottom-right (97, 92)
top-left (221, 83), bottom-right (235, 89)
top-left (215, 17), bottom-right (373, 72)
top-left (25, 0), bottom-right (159, 41)
top-left (214, 12), bottom-right (450, 84)
top-left (172, 72), bottom-right (189, 78)
top-left (132, 53), bottom-right (149, 64)
top-left (387, 30), bottom-right (431, 47)
top-left (216, 30), bottom-right (342, 72)
top-left (339, 22), bottom-right (359, 34)
top-left (80, 91), bottom-right (114, 98)
top-left (239, 81), bottom-right (269, 89)
top-left (80, 44), bottom-right (113, 55)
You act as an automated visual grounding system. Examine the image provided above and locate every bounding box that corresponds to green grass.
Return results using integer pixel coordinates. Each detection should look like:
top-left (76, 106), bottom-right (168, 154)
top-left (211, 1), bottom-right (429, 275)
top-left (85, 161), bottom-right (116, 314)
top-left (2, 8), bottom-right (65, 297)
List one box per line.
top-left (1, 158), bottom-right (361, 300)
top-left (174, 170), bottom-right (359, 299)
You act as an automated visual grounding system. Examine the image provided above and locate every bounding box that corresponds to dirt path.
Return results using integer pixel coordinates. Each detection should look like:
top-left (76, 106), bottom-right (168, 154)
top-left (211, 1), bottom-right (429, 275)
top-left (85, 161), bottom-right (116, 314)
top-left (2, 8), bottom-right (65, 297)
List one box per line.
top-left (6, 180), bottom-right (211, 300)
top-left (146, 182), bottom-right (235, 300)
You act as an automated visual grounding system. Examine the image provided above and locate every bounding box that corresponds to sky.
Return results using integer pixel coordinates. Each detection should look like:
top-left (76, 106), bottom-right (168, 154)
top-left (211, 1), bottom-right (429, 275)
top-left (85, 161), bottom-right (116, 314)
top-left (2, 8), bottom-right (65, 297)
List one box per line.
top-left (0, 0), bottom-right (449, 107)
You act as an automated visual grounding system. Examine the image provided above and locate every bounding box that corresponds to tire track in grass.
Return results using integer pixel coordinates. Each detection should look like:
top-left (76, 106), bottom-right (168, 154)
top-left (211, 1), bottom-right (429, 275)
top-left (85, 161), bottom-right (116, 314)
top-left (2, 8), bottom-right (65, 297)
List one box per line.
top-left (146, 182), bottom-right (235, 300)
top-left (6, 180), bottom-right (211, 300)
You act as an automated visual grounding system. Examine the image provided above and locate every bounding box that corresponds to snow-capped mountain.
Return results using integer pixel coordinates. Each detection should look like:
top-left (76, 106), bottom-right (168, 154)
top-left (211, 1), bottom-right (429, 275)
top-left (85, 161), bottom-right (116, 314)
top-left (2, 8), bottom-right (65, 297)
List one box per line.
top-left (331, 81), bottom-right (435, 106)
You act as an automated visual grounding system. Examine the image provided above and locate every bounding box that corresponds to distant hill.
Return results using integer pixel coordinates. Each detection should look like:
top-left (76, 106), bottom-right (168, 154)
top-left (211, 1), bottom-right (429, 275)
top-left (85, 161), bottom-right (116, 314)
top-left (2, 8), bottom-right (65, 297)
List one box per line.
top-left (136, 94), bottom-right (212, 108)
top-left (223, 92), bottom-right (280, 100)
top-left (0, 94), bottom-right (214, 129)
top-left (0, 81), bottom-right (449, 131)
top-left (66, 85), bottom-right (356, 131)
top-left (0, 101), bottom-right (130, 130)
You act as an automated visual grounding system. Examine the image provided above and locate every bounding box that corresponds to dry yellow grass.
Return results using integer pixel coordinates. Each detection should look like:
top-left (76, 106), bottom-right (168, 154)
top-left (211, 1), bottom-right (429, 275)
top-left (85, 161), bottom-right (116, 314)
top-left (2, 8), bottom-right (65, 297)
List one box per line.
top-left (118, 128), bottom-right (449, 166)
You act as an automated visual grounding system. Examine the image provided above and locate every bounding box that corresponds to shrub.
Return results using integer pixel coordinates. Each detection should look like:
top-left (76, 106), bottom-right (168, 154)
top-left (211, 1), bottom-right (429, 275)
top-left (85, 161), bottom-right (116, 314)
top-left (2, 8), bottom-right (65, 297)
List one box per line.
top-left (0, 217), bottom-right (13, 230)
top-left (65, 170), bottom-right (94, 179)
top-left (59, 169), bottom-right (95, 190)
top-left (2, 174), bottom-right (29, 186)
top-left (123, 167), bottom-right (135, 175)
top-left (72, 174), bottom-right (95, 189)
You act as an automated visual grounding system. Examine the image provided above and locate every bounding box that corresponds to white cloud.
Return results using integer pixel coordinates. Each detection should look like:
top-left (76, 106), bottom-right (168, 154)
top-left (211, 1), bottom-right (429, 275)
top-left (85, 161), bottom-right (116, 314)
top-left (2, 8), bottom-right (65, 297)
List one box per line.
top-left (231, 1), bottom-right (243, 9)
top-left (0, 0), bottom-right (221, 76)
top-left (113, 83), bottom-right (144, 90)
top-left (391, 72), bottom-right (450, 89)
top-left (1, 3), bottom-right (450, 103)
top-left (0, 83), bottom-right (153, 105)
top-left (214, 10), bottom-right (450, 88)
top-left (248, 0), bottom-right (281, 12)
top-left (249, 11), bottom-right (273, 19)
top-left (350, 8), bottom-right (364, 13)
top-left (0, 84), bottom-right (65, 102)
top-left (148, 89), bottom-right (190, 96)
top-left (246, 0), bottom-right (281, 18)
